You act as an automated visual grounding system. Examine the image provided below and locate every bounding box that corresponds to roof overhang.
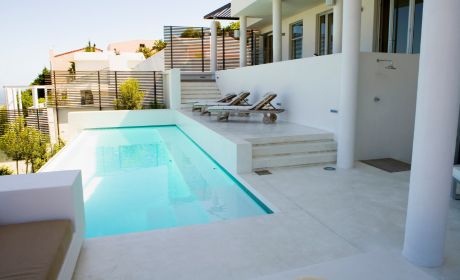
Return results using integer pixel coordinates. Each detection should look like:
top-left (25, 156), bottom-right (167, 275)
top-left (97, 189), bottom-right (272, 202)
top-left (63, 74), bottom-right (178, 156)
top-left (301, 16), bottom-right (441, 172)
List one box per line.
top-left (232, 0), bottom-right (324, 29)
top-left (204, 3), bottom-right (239, 20)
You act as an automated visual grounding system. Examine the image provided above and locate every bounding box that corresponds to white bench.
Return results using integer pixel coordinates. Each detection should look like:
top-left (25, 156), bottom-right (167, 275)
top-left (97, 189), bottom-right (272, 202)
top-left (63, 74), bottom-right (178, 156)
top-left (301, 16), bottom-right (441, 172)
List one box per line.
top-left (452, 166), bottom-right (460, 200)
top-left (0, 170), bottom-right (84, 280)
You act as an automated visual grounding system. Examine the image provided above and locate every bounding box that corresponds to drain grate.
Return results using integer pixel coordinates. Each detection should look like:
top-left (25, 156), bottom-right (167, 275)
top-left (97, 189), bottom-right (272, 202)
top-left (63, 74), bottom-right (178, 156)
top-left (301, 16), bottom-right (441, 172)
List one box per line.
top-left (323, 166), bottom-right (336, 171)
top-left (255, 169), bottom-right (272, 176)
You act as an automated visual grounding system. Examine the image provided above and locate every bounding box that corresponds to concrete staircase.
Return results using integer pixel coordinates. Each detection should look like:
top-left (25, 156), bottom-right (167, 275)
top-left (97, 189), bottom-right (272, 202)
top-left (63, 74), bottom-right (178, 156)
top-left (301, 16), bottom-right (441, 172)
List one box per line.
top-left (250, 134), bottom-right (337, 169)
top-left (181, 81), bottom-right (221, 104)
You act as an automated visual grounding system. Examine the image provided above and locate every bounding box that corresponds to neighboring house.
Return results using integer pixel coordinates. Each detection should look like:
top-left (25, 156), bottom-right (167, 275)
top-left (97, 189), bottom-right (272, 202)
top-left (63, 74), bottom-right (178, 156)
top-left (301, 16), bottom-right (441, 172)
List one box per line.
top-left (107, 40), bottom-right (158, 53)
top-left (50, 49), bottom-right (145, 72)
top-left (50, 48), bottom-right (104, 71)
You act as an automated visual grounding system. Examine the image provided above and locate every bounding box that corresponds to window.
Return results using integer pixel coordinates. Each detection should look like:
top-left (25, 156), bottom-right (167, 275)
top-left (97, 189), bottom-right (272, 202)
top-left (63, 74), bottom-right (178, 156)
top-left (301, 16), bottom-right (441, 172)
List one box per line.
top-left (80, 90), bottom-right (94, 105)
top-left (290, 21), bottom-right (303, 59)
top-left (317, 11), bottom-right (334, 56)
top-left (378, 0), bottom-right (424, 53)
top-left (263, 32), bottom-right (273, 64)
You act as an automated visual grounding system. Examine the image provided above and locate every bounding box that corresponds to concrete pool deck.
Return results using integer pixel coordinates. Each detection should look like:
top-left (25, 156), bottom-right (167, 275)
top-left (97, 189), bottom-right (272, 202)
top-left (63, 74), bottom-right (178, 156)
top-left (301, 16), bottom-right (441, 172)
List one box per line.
top-left (73, 162), bottom-right (460, 280)
top-left (178, 110), bottom-right (333, 143)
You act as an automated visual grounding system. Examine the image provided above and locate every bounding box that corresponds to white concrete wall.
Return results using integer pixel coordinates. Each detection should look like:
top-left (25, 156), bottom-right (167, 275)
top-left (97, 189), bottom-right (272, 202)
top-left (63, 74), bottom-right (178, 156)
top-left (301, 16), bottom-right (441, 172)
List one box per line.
top-left (175, 112), bottom-right (252, 174)
top-left (216, 53), bottom-right (419, 162)
top-left (258, 0), bottom-right (376, 61)
top-left (66, 109), bottom-right (175, 140)
top-left (73, 52), bottom-right (145, 71)
top-left (216, 54), bottom-right (342, 133)
top-left (163, 69), bottom-right (181, 110)
top-left (0, 170), bottom-right (84, 280)
top-left (356, 53), bottom-right (419, 163)
top-left (133, 50), bottom-right (165, 71)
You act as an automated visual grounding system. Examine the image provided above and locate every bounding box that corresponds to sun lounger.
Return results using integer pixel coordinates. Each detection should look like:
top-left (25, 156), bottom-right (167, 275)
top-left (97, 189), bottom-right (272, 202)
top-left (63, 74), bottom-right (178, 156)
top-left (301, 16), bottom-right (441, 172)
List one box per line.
top-left (207, 93), bottom-right (284, 124)
top-left (191, 93), bottom-right (237, 113)
top-left (194, 91), bottom-right (251, 115)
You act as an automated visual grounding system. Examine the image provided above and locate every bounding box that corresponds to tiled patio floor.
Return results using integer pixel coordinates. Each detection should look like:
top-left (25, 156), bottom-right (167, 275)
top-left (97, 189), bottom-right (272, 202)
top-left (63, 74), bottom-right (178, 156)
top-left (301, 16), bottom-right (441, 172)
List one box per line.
top-left (74, 162), bottom-right (460, 280)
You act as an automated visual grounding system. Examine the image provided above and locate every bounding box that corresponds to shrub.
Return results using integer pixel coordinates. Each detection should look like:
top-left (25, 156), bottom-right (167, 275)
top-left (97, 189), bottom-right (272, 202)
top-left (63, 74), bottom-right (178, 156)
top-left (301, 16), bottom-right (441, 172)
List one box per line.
top-left (181, 28), bottom-right (202, 38)
top-left (151, 101), bottom-right (166, 109)
top-left (33, 138), bottom-right (65, 172)
top-left (114, 79), bottom-right (144, 110)
top-left (0, 166), bottom-right (13, 176)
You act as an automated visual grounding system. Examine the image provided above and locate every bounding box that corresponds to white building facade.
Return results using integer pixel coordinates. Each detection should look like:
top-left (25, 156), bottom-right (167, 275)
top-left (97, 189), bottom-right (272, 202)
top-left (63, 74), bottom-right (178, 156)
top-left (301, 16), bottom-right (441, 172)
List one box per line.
top-left (208, 0), bottom-right (460, 268)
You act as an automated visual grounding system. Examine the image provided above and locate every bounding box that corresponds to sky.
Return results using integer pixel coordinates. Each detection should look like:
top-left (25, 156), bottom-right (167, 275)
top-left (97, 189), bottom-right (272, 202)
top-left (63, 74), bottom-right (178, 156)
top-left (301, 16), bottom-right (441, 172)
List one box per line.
top-left (0, 0), bottom-right (228, 103)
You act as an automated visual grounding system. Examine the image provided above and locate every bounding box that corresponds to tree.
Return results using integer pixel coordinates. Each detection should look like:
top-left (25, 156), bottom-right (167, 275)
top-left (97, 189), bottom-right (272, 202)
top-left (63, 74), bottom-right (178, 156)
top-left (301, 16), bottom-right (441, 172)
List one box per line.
top-left (152, 40), bottom-right (167, 52)
top-left (85, 41), bottom-right (97, 52)
top-left (21, 90), bottom-right (33, 110)
top-left (22, 127), bottom-right (49, 173)
top-left (31, 67), bottom-right (51, 86)
top-left (0, 118), bottom-right (27, 174)
top-left (0, 106), bottom-right (8, 135)
top-left (137, 46), bottom-right (155, 59)
top-left (114, 79), bottom-right (145, 110)
top-left (225, 21), bottom-right (240, 31)
top-left (137, 40), bottom-right (167, 59)
top-left (68, 61), bottom-right (76, 74)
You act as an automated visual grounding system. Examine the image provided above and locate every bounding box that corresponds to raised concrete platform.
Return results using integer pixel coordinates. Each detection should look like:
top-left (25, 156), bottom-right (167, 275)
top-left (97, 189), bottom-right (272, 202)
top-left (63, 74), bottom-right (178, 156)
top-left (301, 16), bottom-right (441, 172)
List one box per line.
top-left (178, 110), bottom-right (337, 169)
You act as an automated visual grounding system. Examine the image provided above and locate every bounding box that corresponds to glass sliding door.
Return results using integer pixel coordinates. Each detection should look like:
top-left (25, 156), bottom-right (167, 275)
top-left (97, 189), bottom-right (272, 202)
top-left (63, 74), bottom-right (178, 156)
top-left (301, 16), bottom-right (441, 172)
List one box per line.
top-left (317, 10), bottom-right (334, 56)
top-left (393, 0), bottom-right (410, 53)
top-left (378, 0), bottom-right (423, 54)
top-left (263, 33), bottom-right (273, 63)
top-left (412, 0), bottom-right (423, 53)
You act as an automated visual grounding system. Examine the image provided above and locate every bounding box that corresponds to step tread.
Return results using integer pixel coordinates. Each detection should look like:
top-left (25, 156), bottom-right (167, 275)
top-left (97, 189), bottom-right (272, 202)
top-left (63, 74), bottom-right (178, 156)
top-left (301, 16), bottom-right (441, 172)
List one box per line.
top-left (253, 141), bottom-right (337, 157)
top-left (249, 134), bottom-right (335, 145)
top-left (253, 151), bottom-right (337, 169)
top-left (253, 151), bottom-right (337, 160)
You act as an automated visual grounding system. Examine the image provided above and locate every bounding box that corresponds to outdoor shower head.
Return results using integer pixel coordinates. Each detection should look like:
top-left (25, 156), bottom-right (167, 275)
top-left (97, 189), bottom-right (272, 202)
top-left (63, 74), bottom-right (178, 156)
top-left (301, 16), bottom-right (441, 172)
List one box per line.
top-left (385, 64), bottom-right (397, 70)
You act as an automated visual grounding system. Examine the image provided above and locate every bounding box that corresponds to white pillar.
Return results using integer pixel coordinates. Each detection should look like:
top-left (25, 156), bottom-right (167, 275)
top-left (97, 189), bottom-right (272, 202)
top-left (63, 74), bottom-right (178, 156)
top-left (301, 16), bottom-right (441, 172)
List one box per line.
top-left (333, 0), bottom-right (343, 53)
top-left (16, 88), bottom-right (23, 110)
top-left (210, 20), bottom-right (218, 73)
top-left (32, 87), bottom-right (39, 109)
top-left (403, 0), bottom-right (460, 267)
top-left (272, 0), bottom-right (282, 62)
top-left (337, 0), bottom-right (361, 169)
top-left (239, 16), bottom-right (247, 67)
top-left (6, 88), bottom-right (14, 110)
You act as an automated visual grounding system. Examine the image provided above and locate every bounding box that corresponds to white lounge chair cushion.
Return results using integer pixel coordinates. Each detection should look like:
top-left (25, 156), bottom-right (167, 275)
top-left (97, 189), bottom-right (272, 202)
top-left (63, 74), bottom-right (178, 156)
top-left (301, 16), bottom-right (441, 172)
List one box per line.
top-left (208, 105), bottom-right (254, 111)
top-left (194, 101), bottom-right (231, 106)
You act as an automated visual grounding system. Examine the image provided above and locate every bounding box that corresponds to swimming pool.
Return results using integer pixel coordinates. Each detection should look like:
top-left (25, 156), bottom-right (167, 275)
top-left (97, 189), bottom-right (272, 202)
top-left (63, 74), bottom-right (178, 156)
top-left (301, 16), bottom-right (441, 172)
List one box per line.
top-left (44, 126), bottom-right (270, 238)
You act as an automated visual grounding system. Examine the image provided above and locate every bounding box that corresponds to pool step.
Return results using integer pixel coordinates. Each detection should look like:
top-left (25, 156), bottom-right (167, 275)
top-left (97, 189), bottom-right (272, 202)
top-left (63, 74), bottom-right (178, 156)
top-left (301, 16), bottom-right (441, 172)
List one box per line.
top-left (252, 136), bottom-right (337, 169)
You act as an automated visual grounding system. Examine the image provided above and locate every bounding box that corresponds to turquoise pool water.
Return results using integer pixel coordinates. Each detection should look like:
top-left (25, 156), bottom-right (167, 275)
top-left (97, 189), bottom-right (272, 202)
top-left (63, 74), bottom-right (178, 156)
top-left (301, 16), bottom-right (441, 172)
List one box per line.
top-left (47, 126), bottom-right (270, 238)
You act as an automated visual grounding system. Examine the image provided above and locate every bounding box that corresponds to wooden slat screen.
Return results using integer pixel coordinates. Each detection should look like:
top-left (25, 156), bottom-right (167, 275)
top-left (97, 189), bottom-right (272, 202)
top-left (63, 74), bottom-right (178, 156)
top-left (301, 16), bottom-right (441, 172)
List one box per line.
top-left (47, 71), bottom-right (164, 109)
top-left (164, 26), bottom-right (259, 72)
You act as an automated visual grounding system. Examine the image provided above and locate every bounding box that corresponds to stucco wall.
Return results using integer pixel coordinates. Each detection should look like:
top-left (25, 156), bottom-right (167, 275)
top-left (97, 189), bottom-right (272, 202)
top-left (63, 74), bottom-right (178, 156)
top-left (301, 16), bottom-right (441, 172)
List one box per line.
top-left (133, 50), bottom-right (165, 71)
top-left (216, 54), bottom-right (342, 133)
top-left (356, 53), bottom-right (419, 163)
top-left (216, 52), bottom-right (419, 163)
